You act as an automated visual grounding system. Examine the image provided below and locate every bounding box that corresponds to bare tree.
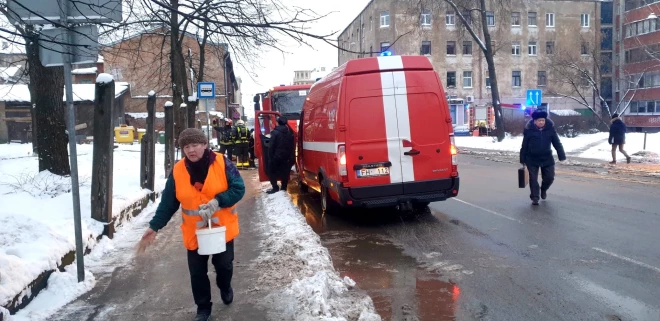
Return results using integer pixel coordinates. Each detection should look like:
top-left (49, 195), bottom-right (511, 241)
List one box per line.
top-left (543, 33), bottom-right (650, 127)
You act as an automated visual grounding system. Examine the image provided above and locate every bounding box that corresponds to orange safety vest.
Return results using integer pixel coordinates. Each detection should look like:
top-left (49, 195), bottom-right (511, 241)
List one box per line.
top-left (173, 154), bottom-right (239, 251)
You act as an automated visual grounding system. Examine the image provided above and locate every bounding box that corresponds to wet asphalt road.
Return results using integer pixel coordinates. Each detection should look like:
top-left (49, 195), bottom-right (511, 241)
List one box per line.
top-left (289, 154), bottom-right (660, 321)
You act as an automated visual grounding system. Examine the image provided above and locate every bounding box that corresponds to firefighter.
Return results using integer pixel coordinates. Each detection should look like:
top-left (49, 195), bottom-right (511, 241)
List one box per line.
top-left (233, 120), bottom-right (250, 170)
top-left (214, 118), bottom-right (234, 162)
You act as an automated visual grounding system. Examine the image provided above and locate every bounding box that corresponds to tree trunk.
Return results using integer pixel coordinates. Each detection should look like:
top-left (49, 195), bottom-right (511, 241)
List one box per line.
top-left (169, 0), bottom-right (191, 144)
top-left (26, 31), bottom-right (71, 175)
top-left (479, 0), bottom-right (505, 142)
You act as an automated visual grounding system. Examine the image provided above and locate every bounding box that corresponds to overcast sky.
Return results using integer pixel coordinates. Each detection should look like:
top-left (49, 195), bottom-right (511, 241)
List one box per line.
top-left (235, 0), bottom-right (370, 118)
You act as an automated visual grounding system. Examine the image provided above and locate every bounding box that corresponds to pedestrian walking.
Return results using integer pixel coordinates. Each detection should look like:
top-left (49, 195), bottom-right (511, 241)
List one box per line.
top-left (266, 116), bottom-right (295, 194)
top-left (520, 110), bottom-right (566, 205)
top-left (137, 128), bottom-right (245, 321)
top-left (233, 120), bottom-right (250, 170)
top-left (248, 128), bottom-right (256, 168)
top-left (214, 118), bottom-right (234, 162)
top-left (608, 113), bottom-right (631, 165)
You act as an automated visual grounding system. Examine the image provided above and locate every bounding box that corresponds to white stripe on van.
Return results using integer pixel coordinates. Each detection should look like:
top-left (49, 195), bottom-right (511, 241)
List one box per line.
top-left (377, 56), bottom-right (404, 70)
top-left (379, 72), bottom-right (403, 184)
top-left (392, 71), bottom-right (415, 182)
top-left (302, 141), bottom-right (340, 153)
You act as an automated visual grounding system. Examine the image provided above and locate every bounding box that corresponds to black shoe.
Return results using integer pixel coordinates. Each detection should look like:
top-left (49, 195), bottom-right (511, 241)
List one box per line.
top-left (193, 310), bottom-right (211, 321)
top-left (627, 156), bottom-right (632, 164)
top-left (541, 189), bottom-right (547, 200)
top-left (266, 188), bottom-right (279, 194)
top-left (532, 198), bottom-right (540, 205)
top-left (221, 287), bottom-right (234, 305)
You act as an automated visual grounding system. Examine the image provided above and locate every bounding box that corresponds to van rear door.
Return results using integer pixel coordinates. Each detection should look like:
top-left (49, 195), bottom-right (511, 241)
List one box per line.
top-left (344, 71), bottom-right (404, 197)
top-left (397, 70), bottom-right (453, 194)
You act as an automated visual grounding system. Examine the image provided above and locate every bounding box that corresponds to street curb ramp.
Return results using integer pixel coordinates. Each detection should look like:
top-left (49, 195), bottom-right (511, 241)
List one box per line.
top-left (2, 191), bottom-right (162, 315)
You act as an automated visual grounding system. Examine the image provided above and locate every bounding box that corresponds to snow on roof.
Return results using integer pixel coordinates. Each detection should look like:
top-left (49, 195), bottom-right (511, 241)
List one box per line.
top-left (551, 109), bottom-right (582, 116)
top-left (96, 73), bottom-right (114, 84)
top-left (0, 65), bottom-right (22, 81)
top-left (0, 41), bottom-right (26, 55)
top-left (72, 67), bottom-right (98, 75)
top-left (97, 55), bottom-right (104, 63)
top-left (126, 112), bottom-right (165, 119)
top-left (0, 82), bottom-right (130, 103)
top-left (196, 110), bottom-right (223, 118)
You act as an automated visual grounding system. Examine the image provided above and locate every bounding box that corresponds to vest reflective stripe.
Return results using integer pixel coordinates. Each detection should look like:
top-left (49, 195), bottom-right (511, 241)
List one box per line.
top-left (235, 126), bottom-right (249, 143)
top-left (174, 154), bottom-right (239, 250)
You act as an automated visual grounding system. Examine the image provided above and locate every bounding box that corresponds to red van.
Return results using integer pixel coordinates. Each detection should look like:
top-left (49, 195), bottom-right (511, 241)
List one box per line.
top-left (294, 55), bottom-right (459, 211)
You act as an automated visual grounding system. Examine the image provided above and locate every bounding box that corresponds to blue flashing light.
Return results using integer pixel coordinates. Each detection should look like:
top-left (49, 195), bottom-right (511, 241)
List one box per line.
top-left (380, 51), bottom-right (392, 56)
top-left (520, 105), bottom-right (526, 110)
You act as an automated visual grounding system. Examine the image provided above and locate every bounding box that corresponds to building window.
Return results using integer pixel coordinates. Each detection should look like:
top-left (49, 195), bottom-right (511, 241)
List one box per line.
top-left (463, 41), bottom-right (472, 55)
top-left (421, 9), bottom-right (432, 26)
top-left (601, 2), bottom-right (613, 24)
top-left (538, 71), bottom-right (547, 86)
top-left (447, 41), bottom-right (456, 55)
top-left (463, 71), bottom-right (473, 88)
top-left (528, 41), bottom-right (537, 55)
top-left (512, 12), bottom-right (521, 26)
top-left (546, 13), bottom-right (555, 27)
top-left (512, 71), bottom-right (522, 87)
top-left (380, 42), bottom-right (390, 53)
top-left (485, 71), bottom-right (491, 88)
top-left (528, 12), bottom-right (537, 26)
top-left (546, 41), bottom-right (555, 54)
top-left (461, 11), bottom-right (472, 25)
top-left (581, 41), bottom-right (589, 55)
top-left (421, 41), bottom-right (432, 55)
top-left (486, 11), bottom-right (495, 26)
top-left (447, 71), bottom-right (456, 88)
top-left (446, 10), bottom-right (455, 25)
top-left (380, 11), bottom-right (390, 27)
top-left (581, 13), bottom-right (589, 27)
top-left (512, 42), bottom-right (521, 55)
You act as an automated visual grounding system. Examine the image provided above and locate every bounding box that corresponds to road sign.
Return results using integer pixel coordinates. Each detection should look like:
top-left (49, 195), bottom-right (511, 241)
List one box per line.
top-left (39, 26), bottom-right (99, 66)
top-left (6, 0), bottom-right (122, 25)
top-left (526, 89), bottom-right (543, 106)
top-left (198, 82), bottom-right (216, 99)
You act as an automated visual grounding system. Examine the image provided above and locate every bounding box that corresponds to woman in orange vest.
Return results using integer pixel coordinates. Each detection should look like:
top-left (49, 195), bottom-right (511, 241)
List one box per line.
top-left (138, 128), bottom-right (245, 321)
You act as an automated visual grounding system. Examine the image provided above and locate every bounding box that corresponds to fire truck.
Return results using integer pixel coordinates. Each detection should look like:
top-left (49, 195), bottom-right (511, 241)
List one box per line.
top-left (252, 84), bottom-right (312, 180)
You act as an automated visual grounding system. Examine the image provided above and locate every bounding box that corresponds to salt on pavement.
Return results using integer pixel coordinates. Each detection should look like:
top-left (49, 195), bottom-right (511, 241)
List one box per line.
top-left (254, 189), bottom-right (381, 321)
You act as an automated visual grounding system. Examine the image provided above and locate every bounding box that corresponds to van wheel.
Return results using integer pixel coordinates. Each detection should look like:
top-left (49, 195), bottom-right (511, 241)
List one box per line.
top-left (320, 183), bottom-right (336, 213)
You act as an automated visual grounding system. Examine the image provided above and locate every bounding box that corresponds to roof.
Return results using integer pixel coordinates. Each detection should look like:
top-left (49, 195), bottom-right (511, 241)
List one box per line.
top-left (72, 67), bottom-right (98, 75)
top-left (343, 56), bottom-right (434, 76)
top-left (0, 65), bottom-right (23, 81)
top-left (0, 82), bottom-right (130, 103)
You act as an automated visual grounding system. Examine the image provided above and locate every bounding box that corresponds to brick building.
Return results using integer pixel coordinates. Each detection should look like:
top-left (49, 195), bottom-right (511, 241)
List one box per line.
top-left (101, 26), bottom-right (239, 119)
top-left (616, 0), bottom-right (660, 131)
top-left (338, 0), bottom-right (605, 126)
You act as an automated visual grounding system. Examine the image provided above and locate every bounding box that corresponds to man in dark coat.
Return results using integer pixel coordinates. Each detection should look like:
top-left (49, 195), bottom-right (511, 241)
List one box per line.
top-left (266, 116), bottom-right (295, 194)
top-left (608, 113), bottom-right (631, 164)
top-left (520, 110), bottom-right (566, 205)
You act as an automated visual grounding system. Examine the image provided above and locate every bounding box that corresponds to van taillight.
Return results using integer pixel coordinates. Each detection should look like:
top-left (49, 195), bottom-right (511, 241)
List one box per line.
top-left (338, 145), bottom-right (348, 180)
top-left (450, 135), bottom-right (458, 177)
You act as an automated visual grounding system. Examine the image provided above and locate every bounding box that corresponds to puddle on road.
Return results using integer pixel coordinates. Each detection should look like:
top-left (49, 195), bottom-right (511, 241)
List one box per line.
top-left (289, 187), bottom-right (460, 321)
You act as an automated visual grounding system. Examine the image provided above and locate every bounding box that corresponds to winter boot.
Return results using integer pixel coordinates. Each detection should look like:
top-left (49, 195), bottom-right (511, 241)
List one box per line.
top-left (609, 160), bottom-right (616, 165)
top-left (541, 189), bottom-right (547, 200)
top-left (627, 156), bottom-right (632, 164)
top-left (193, 310), bottom-right (211, 321)
top-left (221, 287), bottom-right (234, 305)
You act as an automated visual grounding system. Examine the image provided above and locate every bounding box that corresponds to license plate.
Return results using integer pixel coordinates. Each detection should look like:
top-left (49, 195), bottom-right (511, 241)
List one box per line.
top-left (357, 167), bottom-right (390, 178)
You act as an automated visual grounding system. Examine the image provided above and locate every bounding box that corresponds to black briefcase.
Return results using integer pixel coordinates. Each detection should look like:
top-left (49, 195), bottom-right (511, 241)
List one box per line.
top-left (518, 166), bottom-right (529, 188)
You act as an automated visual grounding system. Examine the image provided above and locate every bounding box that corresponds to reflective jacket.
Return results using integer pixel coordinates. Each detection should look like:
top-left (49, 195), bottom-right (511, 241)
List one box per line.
top-left (234, 125), bottom-right (249, 144)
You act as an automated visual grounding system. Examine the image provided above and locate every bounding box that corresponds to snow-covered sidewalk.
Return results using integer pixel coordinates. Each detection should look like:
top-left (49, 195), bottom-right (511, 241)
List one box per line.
top-left (253, 183), bottom-right (381, 321)
top-left (456, 132), bottom-right (660, 163)
top-left (0, 143), bottom-right (166, 317)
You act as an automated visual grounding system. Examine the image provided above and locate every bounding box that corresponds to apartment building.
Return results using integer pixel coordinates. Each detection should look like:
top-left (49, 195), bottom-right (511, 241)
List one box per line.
top-left (293, 67), bottom-right (334, 85)
top-left (616, 0), bottom-right (660, 131)
top-left (338, 0), bottom-right (603, 119)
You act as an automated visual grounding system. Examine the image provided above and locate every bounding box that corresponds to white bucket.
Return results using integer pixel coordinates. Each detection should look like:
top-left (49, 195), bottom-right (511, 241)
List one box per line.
top-left (196, 220), bottom-right (227, 255)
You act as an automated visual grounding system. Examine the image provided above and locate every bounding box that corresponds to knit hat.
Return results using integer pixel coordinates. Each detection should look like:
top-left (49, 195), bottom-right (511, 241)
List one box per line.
top-left (612, 113), bottom-right (619, 119)
top-left (532, 110), bottom-right (548, 120)
top-left (277, 116), bottom-right (288, 125)
top-left (178, 128), bottom-right (207, 147)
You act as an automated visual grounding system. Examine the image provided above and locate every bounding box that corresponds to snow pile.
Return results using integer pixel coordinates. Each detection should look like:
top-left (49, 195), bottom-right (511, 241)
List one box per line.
top-left (11, 200), bottom-right (161, 321)
top-left (455, 132), bottom-right (609, 153)
top-left (551, 109), bottom-right (582, 116)
top-left (0, 144), bottom-right (167, 311)
top-left (148, 90), bottom-right (155, 97)
top-left (96, 73), bottom-right (114, 84)
top-left (254, 191), bottom-right (380, 321)
top-left (579, 132), bottom-right (660, 162)
top-left (164, 101), bottom-right (173, 107)
top-left (126, 112), bottom-right (165, 119)
top-left (71, 67), bottom-right (97, 75)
